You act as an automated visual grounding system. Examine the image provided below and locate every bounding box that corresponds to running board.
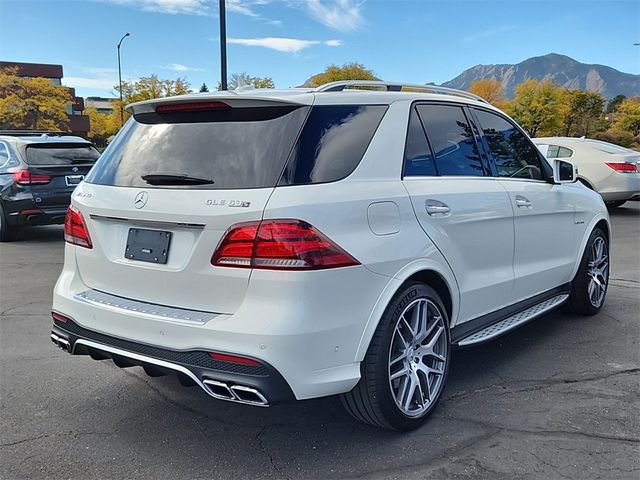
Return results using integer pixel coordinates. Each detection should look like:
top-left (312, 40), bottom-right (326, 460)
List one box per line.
top-left (457, 294), bottom-right (570, 346)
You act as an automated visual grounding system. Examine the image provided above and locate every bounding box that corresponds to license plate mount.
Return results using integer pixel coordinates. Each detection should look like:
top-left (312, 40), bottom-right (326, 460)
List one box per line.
top-left (65, 174), bottom-right (84, 186)
top-left (125, 228), bottom-right (172, 264)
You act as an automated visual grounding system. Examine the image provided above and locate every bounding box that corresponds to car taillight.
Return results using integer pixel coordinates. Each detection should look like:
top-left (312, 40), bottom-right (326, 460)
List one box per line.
top-left (64, 205), bottom-right (92, 248)
top-left (212, 219), bottom-right (359, 270)
top-left (208, 352), bottom-right (262, 366)
top-left (13, 169), bottom-right (53, 185)
top-left (156, 101), bottom-right (230, 113)
top-left (606, 162), bottom-right (638, 173)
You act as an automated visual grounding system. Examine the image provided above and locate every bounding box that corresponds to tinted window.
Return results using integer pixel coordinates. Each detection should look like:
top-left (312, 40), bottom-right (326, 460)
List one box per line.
top-left (25, 144), bottom-right (100, 166)
top-left (0, 142), bottom-right (18, 172)
top-left (474, 109), bottom-right (543, 180)
top-left (417, 105), bottom-right (484, 176)
top-left (87, 107), bottom-right (310, 189)
top-left (403, 107), bottom-right (436, 176)
top-left (279, 105), bottom-right (387, 185)
top-left (547, 145), bottom-right (560, 158)
top-left (558, 147), bottom-right (573, 158)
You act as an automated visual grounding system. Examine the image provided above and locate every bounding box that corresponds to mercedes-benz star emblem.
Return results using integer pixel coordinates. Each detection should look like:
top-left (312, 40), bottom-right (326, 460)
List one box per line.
top-left (72, 166), bottom-right (79, 173)
top-left (134, 191), bottom-right (149, 209)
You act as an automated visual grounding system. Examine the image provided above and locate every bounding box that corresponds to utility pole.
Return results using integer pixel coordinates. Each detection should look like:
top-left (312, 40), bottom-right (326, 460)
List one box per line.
top-left (117, 32), bottom-right (130, 126)
top-left (219, 0), bottom-right (228, 90)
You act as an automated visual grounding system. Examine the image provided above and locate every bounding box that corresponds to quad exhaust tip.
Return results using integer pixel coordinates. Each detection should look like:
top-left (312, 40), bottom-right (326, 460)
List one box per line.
top-left (203, 379), bottom-right (269, 407)
top-left (50, 333), bottom-right (71, 353)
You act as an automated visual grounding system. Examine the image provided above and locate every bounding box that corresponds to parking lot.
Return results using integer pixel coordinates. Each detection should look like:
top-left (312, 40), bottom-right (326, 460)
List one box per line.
top-left (0, 204), bottom-right (638, 479)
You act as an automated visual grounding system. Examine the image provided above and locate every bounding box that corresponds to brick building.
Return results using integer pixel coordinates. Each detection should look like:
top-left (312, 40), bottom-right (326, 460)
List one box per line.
top-left (0, 61), bottom-right (90, 137)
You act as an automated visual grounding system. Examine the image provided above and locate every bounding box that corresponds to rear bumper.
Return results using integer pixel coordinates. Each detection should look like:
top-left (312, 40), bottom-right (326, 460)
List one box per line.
top-left (51, 318), bottom-right (295, 406)
top-left (597, 173), bottom-right (640, 202)
top-left (7, 206), bottom-right (67, 226)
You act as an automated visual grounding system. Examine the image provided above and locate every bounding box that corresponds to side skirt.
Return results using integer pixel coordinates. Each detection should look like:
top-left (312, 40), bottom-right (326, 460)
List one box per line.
top-left (451, 284), bottom-right (571, 347)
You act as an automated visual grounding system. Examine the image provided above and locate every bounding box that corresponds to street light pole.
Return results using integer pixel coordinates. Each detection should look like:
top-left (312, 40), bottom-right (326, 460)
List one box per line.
top-left (117, 32), bottom-right (130, 127)
top-left (219, 0), bottom-right (227, 90)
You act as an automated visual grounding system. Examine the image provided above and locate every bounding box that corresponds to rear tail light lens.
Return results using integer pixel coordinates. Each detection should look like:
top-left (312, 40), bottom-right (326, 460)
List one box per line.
top-left (51, 311), bottom-right (71, 323)
top-left (606, 162), bottom-right (638, 173)
top-left (13, 169), bottom-right (53, 185)
top-left (212, 219), bottom-right (359, 270)
top-left (156, 101), bottom-right (230, 113)
top-left (64, 205), bottom-right (92, 248)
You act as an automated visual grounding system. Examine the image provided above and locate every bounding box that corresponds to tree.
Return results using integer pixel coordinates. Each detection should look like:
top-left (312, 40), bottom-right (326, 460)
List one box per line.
top-left (467, 79), bottom-right (505, 107)
top-left (606, 94), bottom-right (626, 114)
top-left (613, 97), bottom-right (640, 136)
top-left (112, 74), bottom-right (193, 125)
top-left (0, 67), bottom-right (72, 130)
top-left (303, 63), bottom-right (378, 87)
top-left (218, 73), bottom-right (275, 90)
top-left (507, 80), bottom-right (563, 137)
top-left (559, 89), bottom-right (605, 137)
top-left (85, 106), bottom-right (117, 148)
top-left (199, 83), bottom-right (209, 93)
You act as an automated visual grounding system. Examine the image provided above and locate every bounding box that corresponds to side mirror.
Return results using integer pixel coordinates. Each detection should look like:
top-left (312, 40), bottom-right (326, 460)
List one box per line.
top-left (553, 159), bottom-right (578, 184)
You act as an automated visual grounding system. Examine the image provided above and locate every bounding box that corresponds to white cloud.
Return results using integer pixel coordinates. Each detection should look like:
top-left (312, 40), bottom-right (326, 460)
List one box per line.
top-left (228, 37), bottom-right (342, 53)
top-left (302, 0), bottom-right (364, 32)
top-left (63, 77), bottom-right (117, 90)
top-left (100, 0), bottom-right (210, 15)
top-left (462, 25), bottom-right (517, 42)
top-left (226, 0), bottom-right (259, 16)
top-left (167, 63), bottom-right (190, 71)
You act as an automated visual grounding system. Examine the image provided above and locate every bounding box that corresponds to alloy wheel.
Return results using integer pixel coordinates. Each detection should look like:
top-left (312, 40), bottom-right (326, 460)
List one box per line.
top-left (587, 236), bottom-right (608, 308)
top-left (388, 298), bottom-right (448, 417)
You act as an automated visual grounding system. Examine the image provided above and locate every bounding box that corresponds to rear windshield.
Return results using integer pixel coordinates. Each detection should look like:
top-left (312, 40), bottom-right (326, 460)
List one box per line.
top-left (86, 104), bottom-right (387, 190)
top-left (25, 143), bottom-right (100, 166)
top-left (585, 140), bottom-right (634, 155)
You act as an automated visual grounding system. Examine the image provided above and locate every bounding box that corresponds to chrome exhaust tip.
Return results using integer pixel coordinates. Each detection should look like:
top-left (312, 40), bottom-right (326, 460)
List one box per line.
top-left (203, 379), bottom-right (269, 406)
top-left (50, 333), bottom-right (71, 353)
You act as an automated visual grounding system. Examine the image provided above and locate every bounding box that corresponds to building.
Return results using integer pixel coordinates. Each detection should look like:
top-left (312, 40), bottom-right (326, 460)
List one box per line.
top-left (0, 61), bottom-right (90, 137)
top-left (85, 96), bottom-right (116, 115)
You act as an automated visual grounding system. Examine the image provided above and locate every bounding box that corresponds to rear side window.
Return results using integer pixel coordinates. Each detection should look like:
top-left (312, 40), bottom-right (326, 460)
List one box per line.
top-left (25, 144), bottom-right (100, 166)
top-left (403, 107), bottom-right (437, 177)
top-left (87, 107), bottom-right (310, 189)
top-left (416, 105), bottom-right (485, 176)
top-left (0, 142), bottom-right (19, 172)
top-left (473, 109), bottom-right (544, 180)
top-left (279, 105), bottom-right (387, 185)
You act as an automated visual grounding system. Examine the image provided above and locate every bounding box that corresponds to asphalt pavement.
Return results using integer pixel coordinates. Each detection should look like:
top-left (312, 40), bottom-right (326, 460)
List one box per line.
top-left (1, 204), bottom-right (639, 479)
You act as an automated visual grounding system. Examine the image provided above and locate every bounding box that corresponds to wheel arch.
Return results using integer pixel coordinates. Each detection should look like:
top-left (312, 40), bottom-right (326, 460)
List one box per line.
top-left (354, 261), bottom-right (459, 362)
top-left (569, 214), bottom-right (611, 281)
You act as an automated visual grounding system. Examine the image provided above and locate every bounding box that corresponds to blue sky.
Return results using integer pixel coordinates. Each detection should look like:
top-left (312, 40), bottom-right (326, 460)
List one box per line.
top-left (1, 0), bottom-right (638, 98)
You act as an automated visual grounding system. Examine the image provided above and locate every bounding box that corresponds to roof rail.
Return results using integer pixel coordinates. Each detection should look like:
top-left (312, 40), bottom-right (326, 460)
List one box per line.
top-left (314, 80), bottom-right (489, 104)
top-left (0, 130), bottom-right (68, 137)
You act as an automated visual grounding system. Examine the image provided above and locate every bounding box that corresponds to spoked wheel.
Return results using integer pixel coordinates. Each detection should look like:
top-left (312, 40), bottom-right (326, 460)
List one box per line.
top-left (568, 227), bottom-right (609, 315)
top-left (341, 282), bottom-right (451, 430)
top-left (388, 298), bottom-right (447, 417)
top-left (586, 236), bottom-right (609, 308)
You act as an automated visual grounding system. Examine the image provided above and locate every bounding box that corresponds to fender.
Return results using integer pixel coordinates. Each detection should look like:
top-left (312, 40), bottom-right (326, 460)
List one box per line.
top-left (569, 212), bottom-right (610, 281)
top-left (354, 258), bottom-right (459, 362)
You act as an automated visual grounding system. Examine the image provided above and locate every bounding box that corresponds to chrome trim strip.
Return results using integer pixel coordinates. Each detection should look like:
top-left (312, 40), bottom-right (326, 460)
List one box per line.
top-left (71, 339), bottom-right (270, 407)
top-left (457, 294), bottom-right (569, 346)
top-left (89, 214), bottom-right (205, 230)
top-left (74, 289), bottom-right (217, 325)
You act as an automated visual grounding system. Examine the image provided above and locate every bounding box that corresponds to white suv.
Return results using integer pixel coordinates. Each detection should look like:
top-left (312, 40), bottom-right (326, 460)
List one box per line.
top-left (51, 81), bottom-right (610, 430)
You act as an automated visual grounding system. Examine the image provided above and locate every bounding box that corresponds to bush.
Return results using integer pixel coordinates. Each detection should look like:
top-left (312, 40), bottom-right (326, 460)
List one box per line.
top-left (591, 130), bottom-right (639, 149)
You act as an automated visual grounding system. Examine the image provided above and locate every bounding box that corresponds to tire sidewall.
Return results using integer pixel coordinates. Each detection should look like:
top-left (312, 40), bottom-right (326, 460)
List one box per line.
top-left (572, 228), bottom-right (609, 315)
top-left (371, 282), bottom-right (451, 430)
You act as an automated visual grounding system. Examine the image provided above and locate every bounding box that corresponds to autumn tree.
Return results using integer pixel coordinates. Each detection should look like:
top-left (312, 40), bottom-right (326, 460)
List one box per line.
top-left (84, 106), bottom-right (117, 148)
top-left (218, 73), bottom-right (275, 90)
top-left (559, 89), bottom-right (605, 137)
top-left (303, 63), bottom-right (378, 87)
top-left (111, 74), bottom-right (193, 126)
top-left (0, 67), bottom-right (72, 130)
top-left (606, 94), bottom-right (626, 114)
top-left (467, 79), bottom-right (505, 107)
top-left (507, 80), bottom-right (563, 137)
top-left (613, 97), bottom-right (640, 136)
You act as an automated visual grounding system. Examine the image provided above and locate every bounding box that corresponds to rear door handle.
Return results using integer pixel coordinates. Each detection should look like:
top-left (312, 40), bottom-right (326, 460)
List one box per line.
top-left (425, 200), bottom-right (451, 216)
top-left (515, 195), bottom-right (532, 208)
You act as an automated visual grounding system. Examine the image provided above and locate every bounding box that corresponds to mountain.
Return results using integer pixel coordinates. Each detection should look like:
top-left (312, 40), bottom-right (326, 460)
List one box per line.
top-left (442, 53), bottom-right (640, 99)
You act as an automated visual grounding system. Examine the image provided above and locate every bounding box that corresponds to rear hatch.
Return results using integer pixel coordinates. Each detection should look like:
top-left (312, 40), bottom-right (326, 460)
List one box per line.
top-left (22, 142), bottom-right (99, 208)
top-left (74, 96), bottom-right (313, 314)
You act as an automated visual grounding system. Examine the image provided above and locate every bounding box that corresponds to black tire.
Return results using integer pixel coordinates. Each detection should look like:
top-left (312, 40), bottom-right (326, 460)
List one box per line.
top-left (0, 202), bottom-right (17, 242)
top-left (567, 228), bottom-right (609, 316)
top-left (606, 200), bottom-right (626, 209)
top-left (341, 282), bottom-right (451, 431)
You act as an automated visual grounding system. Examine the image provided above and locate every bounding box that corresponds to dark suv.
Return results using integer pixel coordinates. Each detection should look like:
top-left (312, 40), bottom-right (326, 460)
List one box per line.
top-left (0, 132), bottom-right (100, 241)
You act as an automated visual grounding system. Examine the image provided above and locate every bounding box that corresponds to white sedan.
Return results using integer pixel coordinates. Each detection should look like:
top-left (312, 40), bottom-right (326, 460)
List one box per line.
top-left (534, 137), bottom-right (640, 207)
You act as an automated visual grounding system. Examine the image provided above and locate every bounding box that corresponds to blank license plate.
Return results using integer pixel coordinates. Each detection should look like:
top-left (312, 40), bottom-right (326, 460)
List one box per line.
top-left (65, 174), bottom-right (84, 186)
top-left (125, 228), bottom-right (172, 264)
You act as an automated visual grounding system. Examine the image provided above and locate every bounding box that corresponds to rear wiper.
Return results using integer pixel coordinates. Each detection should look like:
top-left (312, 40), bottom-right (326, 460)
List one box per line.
top-left (141, 174), bottom-right (215, 185)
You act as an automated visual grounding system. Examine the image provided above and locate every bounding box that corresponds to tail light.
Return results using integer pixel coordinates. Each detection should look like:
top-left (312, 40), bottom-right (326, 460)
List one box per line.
top-left (64, 205), bottom-right (92, 248)
top-left (156, 101), bottom-right (230, 113)
top-left (212, 219), bottom-right (359, 270)
top-left (13, 169), bottom-right (53, 185)
top-left (208, 352), bottom-right (262, 366)
top-left (606, 162), bottom-right (638, 173)
top-left (51, 311), bottom-right (71, 323)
